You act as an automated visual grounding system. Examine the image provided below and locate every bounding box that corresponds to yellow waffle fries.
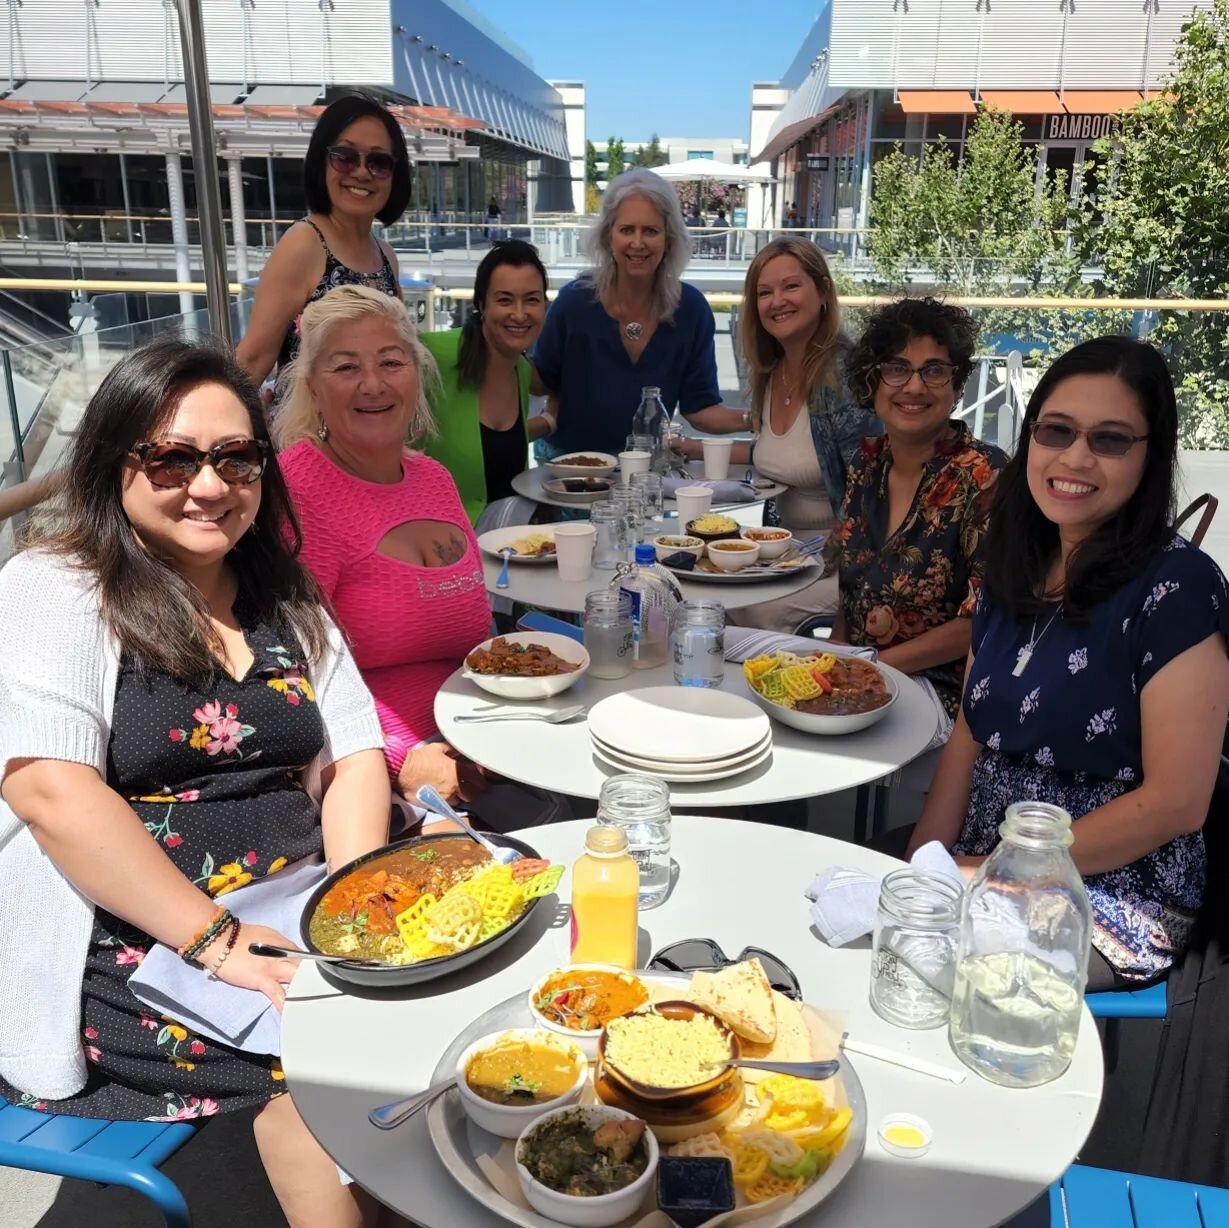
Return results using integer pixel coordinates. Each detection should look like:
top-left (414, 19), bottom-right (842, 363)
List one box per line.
top-left (737, 1129), bottom-right (804, 1168)
top-left (745, 1173), bottom-right (805, 1204)
top-left (757, 673), bottom-right (795, 707)
top-left (424, 893), bottom-right (482, 951)
top-left (812, 653), bottom-right (837, 674)
top-left (393, 893), bottom-right (438, 943)
top-left (779, 666), bottom-right (823, 700)
top-left (756, 1074), bottom-right (825, 1116)
top-left (667, 1133), bottom-right (731, 1160)
top-left (743, 655), bottom-right (778, 682)
top-left (521, 864), bottom-right (564, 899)
top-left (729, 1141), bottom-right (769, 1188)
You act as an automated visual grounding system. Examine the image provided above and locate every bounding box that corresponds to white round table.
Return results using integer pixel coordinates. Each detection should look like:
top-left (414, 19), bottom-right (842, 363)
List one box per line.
top-left (435, 660), bottom-right (938, 806)
top-left (481, 552), bottom-right (823, 614)
top-left (511, 462), bottom-right (787, 511)
top-left (280, 817), bottom-right (1104, 1228)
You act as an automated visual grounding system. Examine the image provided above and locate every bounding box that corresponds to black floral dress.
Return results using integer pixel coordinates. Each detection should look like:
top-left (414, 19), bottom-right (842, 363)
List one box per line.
top-left (0, 613), bottom-right (325, 1122)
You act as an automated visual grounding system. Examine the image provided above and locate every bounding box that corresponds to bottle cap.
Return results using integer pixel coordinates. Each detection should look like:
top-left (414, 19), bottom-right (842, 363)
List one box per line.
top-left (585, 825), bottom-right (628, 854)
top-left (634, 544), bottom-right (656, 565)
top-left (641, 386), bottom-right (661, 396)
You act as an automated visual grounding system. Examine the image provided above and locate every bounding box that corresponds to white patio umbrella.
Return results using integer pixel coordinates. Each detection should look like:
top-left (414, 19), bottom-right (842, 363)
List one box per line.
top-left (652, 157), bottom-right (776, 185)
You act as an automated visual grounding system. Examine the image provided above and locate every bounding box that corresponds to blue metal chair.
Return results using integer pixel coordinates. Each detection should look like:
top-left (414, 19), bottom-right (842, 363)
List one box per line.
top-left (1050, 1164), bottom-right (1229, 1227)
top-left (0, 1098), bottom-right (194, 1226)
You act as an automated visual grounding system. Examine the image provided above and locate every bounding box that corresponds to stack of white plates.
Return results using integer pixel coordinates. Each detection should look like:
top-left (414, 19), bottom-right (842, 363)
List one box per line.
top-left (586, 688), bottom-right (773, 783)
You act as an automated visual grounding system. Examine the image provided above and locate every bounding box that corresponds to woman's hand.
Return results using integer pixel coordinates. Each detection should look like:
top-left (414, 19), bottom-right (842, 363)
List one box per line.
top-left (202, 922), bottom-right (301, 1011)
top-left (397, 742), bottom-right (488, 806)
top-left (953, 855), bottom-right (985, 883)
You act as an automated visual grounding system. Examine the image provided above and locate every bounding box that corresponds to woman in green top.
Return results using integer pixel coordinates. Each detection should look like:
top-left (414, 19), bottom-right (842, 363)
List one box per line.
top-left (421, 240), bottom-right (555, 527)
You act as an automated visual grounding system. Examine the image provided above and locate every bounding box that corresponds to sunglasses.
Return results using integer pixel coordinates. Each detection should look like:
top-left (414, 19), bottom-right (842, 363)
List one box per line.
top-left (129, 439), bottom-right (268, 489)
top-left (647, 939), bottom-right (802, 1001)
top-left (1028, 419), bottom-right (1148, 458)
top-left (876, 359), bottom-right (957, 389)
top-left (326, 144), bottom-right (398, 180)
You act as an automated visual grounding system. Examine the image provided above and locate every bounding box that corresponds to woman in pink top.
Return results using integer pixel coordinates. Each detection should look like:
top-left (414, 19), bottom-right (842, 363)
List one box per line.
top-left (275, 285), bottom-right (493, 806)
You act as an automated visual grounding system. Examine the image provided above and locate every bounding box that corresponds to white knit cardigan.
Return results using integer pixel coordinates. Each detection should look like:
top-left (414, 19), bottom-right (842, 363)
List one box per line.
top-left (0, 549), bottom-right (385, 1100)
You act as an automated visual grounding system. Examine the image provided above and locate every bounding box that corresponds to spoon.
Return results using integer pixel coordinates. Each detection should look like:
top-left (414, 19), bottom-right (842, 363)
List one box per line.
top-left (248, 942), bottom-right (402, 969)
top-left (368, 1077), bottom-right (457, 1129)
top-left (415, 785), bottom-right (520, 865)
top-left (496, 547), bottom-right (514, 589)
top-left (704, 1056), bottom-right (841, 1080)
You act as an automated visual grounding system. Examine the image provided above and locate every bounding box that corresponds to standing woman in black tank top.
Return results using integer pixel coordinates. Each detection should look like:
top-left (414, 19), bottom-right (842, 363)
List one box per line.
top-left (236, 95), bottom-right (409, 387)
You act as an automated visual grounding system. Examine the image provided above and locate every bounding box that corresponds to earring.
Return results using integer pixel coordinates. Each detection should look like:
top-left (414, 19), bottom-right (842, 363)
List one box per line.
top-left (316, 422), bottom-right (329, 443)
top-left (820, 302), bottom-right (829, 321)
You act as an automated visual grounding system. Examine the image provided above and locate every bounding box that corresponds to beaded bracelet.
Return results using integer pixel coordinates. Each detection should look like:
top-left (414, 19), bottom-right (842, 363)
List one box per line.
top-left (180, 907), bottom-right (233, 964)
top-left (207, 917), bottom-right (242, 980)
top-left (177, 906), bottom-right (224, 960)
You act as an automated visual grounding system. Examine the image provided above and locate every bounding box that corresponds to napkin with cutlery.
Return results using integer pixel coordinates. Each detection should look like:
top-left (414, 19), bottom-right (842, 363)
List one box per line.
top-left (662, 476), bottom-right (757, 503)
top-left (724, 626), bottom-right (878, 664)
top-left (806, 841), bottom-right (963, 948)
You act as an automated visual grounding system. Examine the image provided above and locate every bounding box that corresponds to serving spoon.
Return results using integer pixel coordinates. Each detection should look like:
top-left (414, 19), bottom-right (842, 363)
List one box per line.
top-left (704, 1056), bottom-right (841, 1081)
top-left (415, 785), bottom-right (520, 865)
top-left (248, 942), bottom-right (405, 969)
top-left (368, 1077), bottom-right (458, 1129)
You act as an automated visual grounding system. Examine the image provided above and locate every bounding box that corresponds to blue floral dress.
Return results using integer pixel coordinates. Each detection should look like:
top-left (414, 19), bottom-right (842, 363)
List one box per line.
top-left (0, 611), bottom-right (325, 1121)
top-left (954, 537), bottom-right (1229, 981)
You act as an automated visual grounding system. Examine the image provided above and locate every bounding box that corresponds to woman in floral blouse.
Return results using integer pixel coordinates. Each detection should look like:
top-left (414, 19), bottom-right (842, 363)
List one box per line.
top-left (826, 298), bottom-right (1006, 740)
top-left (909, 337), bottom-right (1229, 990)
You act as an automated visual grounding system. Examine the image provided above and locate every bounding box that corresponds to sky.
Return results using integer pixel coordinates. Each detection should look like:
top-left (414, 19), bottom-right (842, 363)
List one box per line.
top-left (470, 1), bottom-right (819, 144)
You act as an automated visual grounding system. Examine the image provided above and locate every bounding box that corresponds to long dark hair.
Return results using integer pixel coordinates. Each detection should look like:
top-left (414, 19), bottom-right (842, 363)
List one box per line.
top-left (457, 240), bottom-right (548, 390)
top-left (304, 94), bottom-right (411, 225)
top-left (28, 337), bottom-right (328, 682)
top-left (983, 336), bottom-right (1179, 621)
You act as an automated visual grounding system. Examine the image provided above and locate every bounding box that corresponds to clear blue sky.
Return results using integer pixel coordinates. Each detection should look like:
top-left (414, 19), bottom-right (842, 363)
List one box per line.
top-left (471, 0), bottom-right (818, 143)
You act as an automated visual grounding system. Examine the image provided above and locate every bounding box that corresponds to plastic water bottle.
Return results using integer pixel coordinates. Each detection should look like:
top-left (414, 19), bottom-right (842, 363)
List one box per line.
top-left (597, 774), bottom-right (672, 910)
top-left (671, 599), bottom-right (726, 688)
top-left (616, 545), bottom-right (682, 669)
top-left (630, 387), bottom-right (670, 474)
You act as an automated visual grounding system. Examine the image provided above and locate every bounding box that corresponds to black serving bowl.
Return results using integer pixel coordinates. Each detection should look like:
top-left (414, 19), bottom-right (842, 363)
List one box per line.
top-left (656, 1156), bottom-right (736, 1227)
top-left (298, 831), bottom-right (546, 988)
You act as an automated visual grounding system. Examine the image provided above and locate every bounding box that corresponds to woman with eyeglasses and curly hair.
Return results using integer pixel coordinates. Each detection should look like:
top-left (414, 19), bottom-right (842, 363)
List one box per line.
top-left (825, 297), bottom-right (1007, 743)
top-left (909, 336), bottom-right (1229, 991)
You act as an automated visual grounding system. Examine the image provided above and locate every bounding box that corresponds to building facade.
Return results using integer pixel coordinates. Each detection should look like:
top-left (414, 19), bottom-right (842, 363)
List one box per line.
top-left (751, 0), bottom-right (1214, 240)
top-left (591, 136), bottom-right (749, 191)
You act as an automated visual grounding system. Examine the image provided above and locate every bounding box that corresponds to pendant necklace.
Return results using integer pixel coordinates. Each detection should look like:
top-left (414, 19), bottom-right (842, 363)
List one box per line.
top-left (777, 366), bottom-right (798, 407)
top-left (624, 322), bottom-right (643, 341)
top-left (1013, 607), bottom-right (1062, 677)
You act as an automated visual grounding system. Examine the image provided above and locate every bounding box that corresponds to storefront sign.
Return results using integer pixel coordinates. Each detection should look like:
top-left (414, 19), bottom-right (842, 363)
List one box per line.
top-left (805, 154), bottom-right (830, 171)
top-left (1045, 113), bottom-right (1117, 141)
top-left (732, 207), bottom-right (747, 227)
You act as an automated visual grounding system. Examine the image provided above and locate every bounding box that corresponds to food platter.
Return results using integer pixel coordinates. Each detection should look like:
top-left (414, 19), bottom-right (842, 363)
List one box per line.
top-left (541, 477), bottom-right (616, 504)
top-left (298, 832), bottom-right (555, 988)
top-left (426, 971), bottom-right (867, 1228)
top-left (478, 526), bottom-right (559, 565)
top-left (662, 558), bottom-right (819, 586)
top-left (543, 452), bottom-right (619, 479)
top-left (743, 651), bottom-right (899, 736)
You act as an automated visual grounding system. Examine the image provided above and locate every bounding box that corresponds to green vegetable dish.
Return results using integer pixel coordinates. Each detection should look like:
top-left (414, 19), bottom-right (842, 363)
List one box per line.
top-left (520, 1112), bottom-right (649, 1197)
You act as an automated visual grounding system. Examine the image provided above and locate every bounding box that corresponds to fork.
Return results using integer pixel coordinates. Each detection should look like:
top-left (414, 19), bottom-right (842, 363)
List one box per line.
top-left (415, 786), bottom-right (520, 865)
top-left (495, 547), bottom-right (514, 590)
top-left (453, 704), bottom-right (585, 725)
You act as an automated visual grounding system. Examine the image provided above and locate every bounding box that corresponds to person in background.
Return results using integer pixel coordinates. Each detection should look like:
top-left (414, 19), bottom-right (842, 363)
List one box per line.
top-left (531, 168), bottom-right (747, 459)
top-left (826, 297), bottom-right (1006, 740)
top-left (909, 336), bottom-right (1229, 990)
top-left (235, 94), bottom-right (409, 389)
top-left (713, 205), bottom-right (728, 227)
top-left (786, 202), bottom-right (799, 227)
top-left (485, 197), bottom-right (502, 240)
top-left (0, 339), bottom-right (390, 1227)
top-left (420, 240), bottom-right (553, 527)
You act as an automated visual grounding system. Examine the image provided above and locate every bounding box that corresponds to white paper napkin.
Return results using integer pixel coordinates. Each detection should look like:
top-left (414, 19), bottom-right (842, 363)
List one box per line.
top-left (128, 857), bottom-right (329, 1056)
top-left (661, 476), bottom-right (757, 503)
top-left (805, 841), bottom-right (963, 947)
top-left (724, 625), bottom-right (878, 664)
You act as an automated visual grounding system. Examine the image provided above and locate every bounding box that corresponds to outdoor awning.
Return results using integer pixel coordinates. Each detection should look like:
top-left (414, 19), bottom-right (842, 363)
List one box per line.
top-left (754, 105), bottom-right (840, 166)
top-left (898, 90), bottom-right (976, 115)
top-left (1060, 91), bottom-right (1144, 113)
top-left (979, 90), bottom-right (1064, 114)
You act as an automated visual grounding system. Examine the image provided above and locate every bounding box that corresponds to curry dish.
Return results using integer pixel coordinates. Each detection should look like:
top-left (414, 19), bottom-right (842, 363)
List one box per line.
top-left (534, 969), bottom-right (649, 1032)
top-left (465, 1034), bottom-right (582, 1106)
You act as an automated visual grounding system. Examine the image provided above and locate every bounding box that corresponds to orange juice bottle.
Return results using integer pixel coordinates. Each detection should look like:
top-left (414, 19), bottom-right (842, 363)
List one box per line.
top-left (570, 825), bottom-right (640, 969)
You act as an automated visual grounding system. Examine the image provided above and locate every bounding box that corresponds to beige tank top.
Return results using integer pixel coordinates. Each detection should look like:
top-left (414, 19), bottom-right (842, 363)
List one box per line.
top-left (754, 397), bottom-right (836, 535)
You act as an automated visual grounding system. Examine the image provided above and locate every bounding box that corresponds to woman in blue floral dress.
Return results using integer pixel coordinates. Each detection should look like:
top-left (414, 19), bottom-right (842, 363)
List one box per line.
top-left (909, 337), bottom-right (1229, 990)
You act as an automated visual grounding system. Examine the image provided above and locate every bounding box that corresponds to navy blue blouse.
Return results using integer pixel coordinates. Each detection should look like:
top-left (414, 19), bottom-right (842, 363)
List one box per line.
top-left (954, 537), bottom-right (1229, 979)
top-left (531, 278), bottom-right (721, 458)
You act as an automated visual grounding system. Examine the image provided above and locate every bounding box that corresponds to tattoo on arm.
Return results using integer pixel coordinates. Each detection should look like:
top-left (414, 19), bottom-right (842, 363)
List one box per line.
top-left (433, 534), bottom-right (467, 565)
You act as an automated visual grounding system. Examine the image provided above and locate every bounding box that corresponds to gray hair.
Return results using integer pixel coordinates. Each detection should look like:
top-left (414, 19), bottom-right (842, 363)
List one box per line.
top-left (273, 285), bottom-right (437, 451)
top-left (581, 169), bottom-right (691, 323)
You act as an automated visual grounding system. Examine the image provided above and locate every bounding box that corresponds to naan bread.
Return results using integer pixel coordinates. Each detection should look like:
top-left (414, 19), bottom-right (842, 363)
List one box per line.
top-left (687, 958), bottom-right (777, 1044)
top-left (740, 992), bottom-right (812, 1065)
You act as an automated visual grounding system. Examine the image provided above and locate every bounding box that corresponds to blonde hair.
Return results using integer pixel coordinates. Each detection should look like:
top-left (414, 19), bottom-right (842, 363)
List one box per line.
top-left (739, 237), bottom-right (843, 430)
top-left (273, 285), bottom-right (438, 450)
top-left (581, 169), bottom-right (691, 324)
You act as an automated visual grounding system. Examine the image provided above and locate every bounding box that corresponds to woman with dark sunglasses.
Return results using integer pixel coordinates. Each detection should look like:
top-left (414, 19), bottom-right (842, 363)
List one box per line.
top-left (909, 336), bottom-right (1229, 992)
top-left (0, 338), bottom-right (392, 1227)
top-left (824, 297), bottom-right (1007, 745)
top-left (236, 93), bottom-right (409, 390)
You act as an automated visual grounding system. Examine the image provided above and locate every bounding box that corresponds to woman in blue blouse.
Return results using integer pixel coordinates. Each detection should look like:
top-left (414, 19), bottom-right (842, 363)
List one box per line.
top-left (530, 169), bottom-right (746, 458)
top-left (910, 337), bottom-right (1229, 990)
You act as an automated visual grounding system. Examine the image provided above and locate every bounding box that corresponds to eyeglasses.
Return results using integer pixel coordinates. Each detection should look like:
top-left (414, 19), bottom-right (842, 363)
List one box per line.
top-left (647, 939), bottom-right (802, 1001)
top-left (876, 359), bottom-right (957, 389)
top-left (1028, 419), bottom-right (1149, 458)
top-left (129, 440), bottom-right (268, 489)
top-left (326, 145), bottom-right (398, 180)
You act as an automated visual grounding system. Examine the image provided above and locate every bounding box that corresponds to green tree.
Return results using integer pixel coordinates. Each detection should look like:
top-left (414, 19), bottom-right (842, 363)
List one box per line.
top-left (631, 134), bottom-right (667, 169)
top-left (1089, 0), bottom-right (1229, 446)
top-left (606, 137), bottom-right (626, 183)
top-left (584, 138), bottom-right (599, 189)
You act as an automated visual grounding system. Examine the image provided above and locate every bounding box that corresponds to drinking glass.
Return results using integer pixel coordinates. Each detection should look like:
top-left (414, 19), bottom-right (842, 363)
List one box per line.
top-left (630, 471), bottom-right (664, 524)
top-left (590, 503), bottom-right (625, 569)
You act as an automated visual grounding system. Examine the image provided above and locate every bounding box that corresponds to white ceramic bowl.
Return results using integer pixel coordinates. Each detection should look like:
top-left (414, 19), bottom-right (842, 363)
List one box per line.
top-left (544, 452), bottom-right (618, 479)
top-left (455, 1029), bottom-right (587, 1139)
top-left (650, 534), bottom-right (706, 564)
top-left (515, 1104), bottom-right (659, 1226)
top-left (747, 661), bottom-right (900, 735)
top-left (740, 526), bottom-right (794, 559)
top-left (706, 539), bottom-right (762, 572)
top-left (462, 632), bottom-right (590, 700)
top-left (527, 965), bottom-right (649, 1060)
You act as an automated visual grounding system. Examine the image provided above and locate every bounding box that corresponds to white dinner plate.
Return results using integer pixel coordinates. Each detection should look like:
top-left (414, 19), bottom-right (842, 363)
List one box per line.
top-left (592, 738), bottom-right (774, 783)
top-left (477, 525), bottom-right (558, 565)
top-left (663, 558), bottom-right (820, 585)
top-left (589, 726), bottom-right (772, 774)
top-left (587, 687), bottom-right (771, 763)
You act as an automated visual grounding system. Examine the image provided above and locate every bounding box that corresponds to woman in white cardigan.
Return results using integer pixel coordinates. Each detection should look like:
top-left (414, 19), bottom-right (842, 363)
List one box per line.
top-left (0, 339), bottom-right (391, 1228)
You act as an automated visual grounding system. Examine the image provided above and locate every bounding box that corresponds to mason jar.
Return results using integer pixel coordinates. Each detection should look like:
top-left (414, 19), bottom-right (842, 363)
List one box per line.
top-left (597, 773), bottom-right (672, 910)
top-left (583, 589), bottom-right (633, 679)
top-left (590, 502), bottom-right (626, 569)
top-left (670, 599), bottom-right (726, 688)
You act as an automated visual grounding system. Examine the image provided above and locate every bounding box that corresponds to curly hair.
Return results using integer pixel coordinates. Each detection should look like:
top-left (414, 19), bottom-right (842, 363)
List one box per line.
top-left (845, 297), bottom-right (979, 408)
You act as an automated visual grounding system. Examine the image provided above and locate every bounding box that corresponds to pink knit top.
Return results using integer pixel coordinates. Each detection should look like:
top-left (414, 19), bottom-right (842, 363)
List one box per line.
top-left (280, 441), bottom-right (492, 776)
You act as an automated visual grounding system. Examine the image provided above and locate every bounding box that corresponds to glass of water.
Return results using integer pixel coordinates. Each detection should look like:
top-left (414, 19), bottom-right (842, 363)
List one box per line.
top-left (590, 503), bottom-right (626, 569)
top-left (597, 773), bottom-right (672, 909)
top-left (610, 487), bottom-right (647, 546)
top-left (630, 471), bottom-right (665, 525)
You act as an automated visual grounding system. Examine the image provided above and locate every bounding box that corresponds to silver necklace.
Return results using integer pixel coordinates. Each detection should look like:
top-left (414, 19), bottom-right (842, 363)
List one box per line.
top-left (777, 366), bottom-right (797, 407)
top-left (624, 321), bottom-right (643, 341)
top-left (1013, 607), bottom-right (1062, 677)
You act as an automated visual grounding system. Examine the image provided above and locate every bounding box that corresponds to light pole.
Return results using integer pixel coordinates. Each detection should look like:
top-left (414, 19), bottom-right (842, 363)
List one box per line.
top-left (173, 0), bottom-right (232, 346)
